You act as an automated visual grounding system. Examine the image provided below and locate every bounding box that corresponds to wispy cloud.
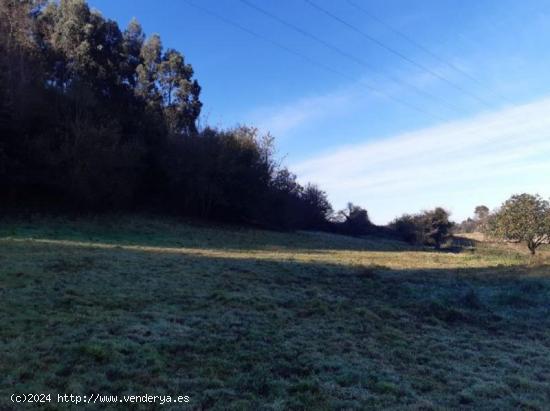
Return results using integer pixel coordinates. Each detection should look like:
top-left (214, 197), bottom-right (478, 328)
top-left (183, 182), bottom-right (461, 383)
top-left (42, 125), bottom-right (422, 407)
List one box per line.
top-left (247, 84), bottom-right (366, 137)
top-left (291, 96), bottom-right (550, 224)
top-left (245, 60), bottom-right (493, 139)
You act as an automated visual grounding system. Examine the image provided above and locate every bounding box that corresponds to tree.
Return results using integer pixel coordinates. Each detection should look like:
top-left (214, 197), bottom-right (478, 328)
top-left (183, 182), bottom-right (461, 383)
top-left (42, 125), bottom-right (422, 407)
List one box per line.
top-left (474, 205), bottom-right (489, 221)
top-left (0, 0), bottom-right (337, 232)
top-left (134, 36), bottom-right (201, 136)
top-left (159, 49), bottom-right (201, 135)
top-left (390, 214), bottom-right (419, 243)
top-left (456, 205), bottom-right (491, 233)
top-left (456, 217), bottom-right (476, 233)
top-left (38, 0), bottom-right (125, 93)
top-left (301, 184), bottom-right (332, 229)
top-left (390, 208), bottom-right (453, 248)
top-left (122, 18), bottom-right (145, 86)
top-left (422, 207), bottom-right (453, 249)
top-left (136, 33), bottom-right (162, 106)
top-left (491, 193), bottom-right (550, 255)
top-left (474, 204), bottom-right (490, 231)
top-left (264, 168), bottom-right (304, 229)
top-left (337, 203), bottom-right (371, 235)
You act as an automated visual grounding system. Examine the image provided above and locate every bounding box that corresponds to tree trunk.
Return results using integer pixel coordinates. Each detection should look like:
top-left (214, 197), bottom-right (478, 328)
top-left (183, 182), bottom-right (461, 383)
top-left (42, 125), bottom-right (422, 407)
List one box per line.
top-left (527, 241), bottom-right (536, 255)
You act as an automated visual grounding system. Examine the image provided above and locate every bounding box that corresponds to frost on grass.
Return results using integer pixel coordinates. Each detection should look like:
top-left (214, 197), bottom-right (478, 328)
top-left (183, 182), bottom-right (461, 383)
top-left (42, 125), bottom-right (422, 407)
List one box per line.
top-left (1, 216), bottom-right (550, 409)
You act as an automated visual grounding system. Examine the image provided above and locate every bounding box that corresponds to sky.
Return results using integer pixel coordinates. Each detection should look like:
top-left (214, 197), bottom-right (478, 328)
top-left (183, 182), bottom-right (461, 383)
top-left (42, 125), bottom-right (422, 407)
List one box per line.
top-left (89, 0), bottom-right (550, 224)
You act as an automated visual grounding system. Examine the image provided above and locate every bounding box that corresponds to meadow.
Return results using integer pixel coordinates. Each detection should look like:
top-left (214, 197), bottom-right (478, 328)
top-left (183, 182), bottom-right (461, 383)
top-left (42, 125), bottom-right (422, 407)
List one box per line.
top-left (1, 215), bottom-right (550, 410)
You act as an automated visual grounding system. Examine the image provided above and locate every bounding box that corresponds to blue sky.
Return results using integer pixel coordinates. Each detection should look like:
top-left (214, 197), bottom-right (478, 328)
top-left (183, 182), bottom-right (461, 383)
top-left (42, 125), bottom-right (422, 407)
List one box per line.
top-left (89, 0), bottom-right (550, 223)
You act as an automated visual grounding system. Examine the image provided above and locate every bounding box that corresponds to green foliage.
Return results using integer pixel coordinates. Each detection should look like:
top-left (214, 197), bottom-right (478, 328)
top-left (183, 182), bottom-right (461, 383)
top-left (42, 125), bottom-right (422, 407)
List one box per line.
top-left (474, 205), bottom-right (490, 221)
top-left (424, 207), bottom-right (453, 249)
top-left (0, 0), bottom-right (333, 230)
top-left (301, 184), bottom-right (333, 229)
top-left (136, 33), bottom-right (163, 105)
top-left (159, 48), bottom-right (201, 135)
top-left (121, 18), bottom-right (144, 85)
top-left (490, 193), bottom-right (550, 255)
top-left (389, 214), bottom-right (419, 243)
top-left (457, 205), bottom-right (490, 233)
top-left (162, 126), bottom-right (273, 221)
top-left (334, 203), bottom-right (372, 235)
top-left (391, 208), bottom-right (453, 248)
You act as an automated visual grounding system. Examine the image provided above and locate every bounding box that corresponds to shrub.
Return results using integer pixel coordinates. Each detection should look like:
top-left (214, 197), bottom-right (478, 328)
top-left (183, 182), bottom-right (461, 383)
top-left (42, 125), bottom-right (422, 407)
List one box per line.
top-left (333, 203), bottom-right (372, 236)
top-left (390, 208), bottom-right (453, 249)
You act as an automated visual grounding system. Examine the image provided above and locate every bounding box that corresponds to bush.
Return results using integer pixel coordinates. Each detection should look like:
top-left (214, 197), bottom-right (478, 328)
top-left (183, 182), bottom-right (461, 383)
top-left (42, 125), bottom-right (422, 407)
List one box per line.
top-left (389, 214), bottom-right (419, 244)
top-left (333, 203), bottom-right (372, 236)
top-left (390, 208), bottom-right (453, 248)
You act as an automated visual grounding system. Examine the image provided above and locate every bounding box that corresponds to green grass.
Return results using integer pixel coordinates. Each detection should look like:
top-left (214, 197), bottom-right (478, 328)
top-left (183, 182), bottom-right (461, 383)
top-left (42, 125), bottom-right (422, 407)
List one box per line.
top-left (2, 215), bottom-right (550, 410)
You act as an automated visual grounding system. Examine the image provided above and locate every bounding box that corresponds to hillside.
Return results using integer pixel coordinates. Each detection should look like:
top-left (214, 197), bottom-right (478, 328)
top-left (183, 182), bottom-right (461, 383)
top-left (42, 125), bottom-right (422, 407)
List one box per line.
top-left (2, 216), bottom-right (550, 409)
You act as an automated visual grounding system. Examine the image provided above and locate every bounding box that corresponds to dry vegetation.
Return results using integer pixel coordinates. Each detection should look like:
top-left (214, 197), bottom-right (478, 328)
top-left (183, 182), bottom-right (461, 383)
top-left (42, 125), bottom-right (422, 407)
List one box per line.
top-left (2, 216), bottom-right (550, 410)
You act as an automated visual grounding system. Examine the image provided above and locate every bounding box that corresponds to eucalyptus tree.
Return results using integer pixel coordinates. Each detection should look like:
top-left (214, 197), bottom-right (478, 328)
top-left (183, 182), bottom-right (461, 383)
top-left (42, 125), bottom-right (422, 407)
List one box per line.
top-left (159, 48), bottom-right (201, 135)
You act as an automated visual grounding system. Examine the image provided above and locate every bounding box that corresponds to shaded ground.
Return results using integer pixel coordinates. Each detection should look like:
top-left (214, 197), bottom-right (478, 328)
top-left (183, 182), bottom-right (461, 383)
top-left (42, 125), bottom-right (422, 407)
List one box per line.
top-left (1, 216), bottom-right (550, 410)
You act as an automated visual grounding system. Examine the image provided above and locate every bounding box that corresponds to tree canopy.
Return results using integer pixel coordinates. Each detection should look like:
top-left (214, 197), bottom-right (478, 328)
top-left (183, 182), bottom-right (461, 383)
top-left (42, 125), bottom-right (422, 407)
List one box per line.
top-left (390, 208), bottom-right (453, 248)
top-left (0, 0), bottom-right (341, 230)
top-left (490, 194), bottom-right (550, 255)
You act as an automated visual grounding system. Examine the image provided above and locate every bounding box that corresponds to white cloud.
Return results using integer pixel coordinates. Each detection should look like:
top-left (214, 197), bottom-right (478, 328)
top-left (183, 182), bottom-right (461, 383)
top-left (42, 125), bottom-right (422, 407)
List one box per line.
top-left (247, 84), bottom-right (365, 137)
top-left (291, 96), bottom-right (550, 224)
top-left (244, 59), bottom-right (491, 140)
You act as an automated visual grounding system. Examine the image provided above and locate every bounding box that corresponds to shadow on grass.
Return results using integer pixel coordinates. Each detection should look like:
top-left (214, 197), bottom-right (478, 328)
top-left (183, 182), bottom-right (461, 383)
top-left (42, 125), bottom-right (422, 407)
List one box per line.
top-left (3, 237), bottom-right (550, 410)
top-left (4, 236), bottom-right (547, 327)
top-left (0, 215), bottom-right (421, 252)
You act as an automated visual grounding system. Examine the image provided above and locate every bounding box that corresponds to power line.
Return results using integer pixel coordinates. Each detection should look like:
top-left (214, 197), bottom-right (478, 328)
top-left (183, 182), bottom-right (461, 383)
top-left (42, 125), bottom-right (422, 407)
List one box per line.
top-left (345, 0), bottom-right (512, 105)
top-left (238, 0), bottom-right (466, 116)
top-left (182, 0), bottom-right (447, 122)
top-left (304, 0), bottom-right (496, 109)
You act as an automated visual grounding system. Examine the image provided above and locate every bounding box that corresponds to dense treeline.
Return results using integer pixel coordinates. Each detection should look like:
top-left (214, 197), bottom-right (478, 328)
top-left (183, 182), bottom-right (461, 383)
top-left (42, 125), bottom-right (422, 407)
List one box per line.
top-left (0, 0), bottom-right (467, 244)
top-left (0, 0), bottom-right (337, 230)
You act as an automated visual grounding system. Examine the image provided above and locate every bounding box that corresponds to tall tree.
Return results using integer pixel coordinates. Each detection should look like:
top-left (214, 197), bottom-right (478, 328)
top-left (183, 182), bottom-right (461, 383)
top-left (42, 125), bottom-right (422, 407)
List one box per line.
top-left (0, 0), bottom-right (337, 231)
top-left (158, 48), bottom-right (201, 135)
top-left (121, 18), bottom-right (144, 86)
top-left (301, 184), bottom-right (333, 229)
top-left (474, 205), bottom-right (490, 221)
top-left (136, 33), bottom-right (162, 106)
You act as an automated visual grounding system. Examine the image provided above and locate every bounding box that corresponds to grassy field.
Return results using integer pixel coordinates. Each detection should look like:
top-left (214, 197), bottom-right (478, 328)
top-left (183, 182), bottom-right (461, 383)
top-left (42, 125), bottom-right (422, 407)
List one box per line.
top-left (2, 215), bottom-right (550, 410)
